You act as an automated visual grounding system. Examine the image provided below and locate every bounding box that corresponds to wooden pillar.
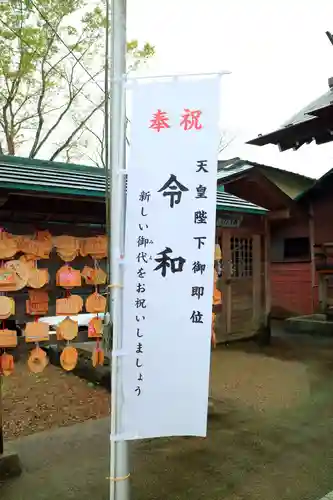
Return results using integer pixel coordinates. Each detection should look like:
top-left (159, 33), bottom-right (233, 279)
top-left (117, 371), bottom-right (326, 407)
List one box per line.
top-left (252, 234), bottom-right (261, 328)
top-left (264, 217), bottom-right (271, 325)
top-left (222, 230), bottom-right (232, 334)
top-left (318, 274), bottom-right (327, 312)
top-left (309, 203), bottom-right (316, 313)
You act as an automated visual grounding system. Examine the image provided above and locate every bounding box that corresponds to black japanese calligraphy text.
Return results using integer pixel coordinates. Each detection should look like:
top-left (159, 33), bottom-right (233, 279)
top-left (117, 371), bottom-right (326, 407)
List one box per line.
top-left (154, 247), bottom-right (186, 278)
top-left (158, 174), bottom-right (189, 208)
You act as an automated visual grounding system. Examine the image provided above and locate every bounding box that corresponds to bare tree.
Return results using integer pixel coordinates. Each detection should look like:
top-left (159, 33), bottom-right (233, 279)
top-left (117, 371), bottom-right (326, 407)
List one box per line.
top-left (0, 0), bottom-right (154, 163)
top-left (219, 130), bottom-right (236, 154)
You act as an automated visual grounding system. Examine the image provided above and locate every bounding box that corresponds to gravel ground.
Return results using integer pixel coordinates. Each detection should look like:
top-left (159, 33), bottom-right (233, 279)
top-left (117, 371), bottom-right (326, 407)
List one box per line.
top-left (1, 360), bottom-right (110, 440)
top-left (0, 335), bottom-right (316, 441)
top-left (3, 335), bottom-right (333, 500)
top-left (210, 343), bottom-right (310, 412)
top-left (3, 336), bottom-right (333, 500)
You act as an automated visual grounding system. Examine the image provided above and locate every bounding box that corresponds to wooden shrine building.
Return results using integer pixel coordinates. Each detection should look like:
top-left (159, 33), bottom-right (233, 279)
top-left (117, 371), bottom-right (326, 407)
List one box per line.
top-left (0, 154), bottom-right (270, 342)
top-left (247, 74), bottom-right (333, 318)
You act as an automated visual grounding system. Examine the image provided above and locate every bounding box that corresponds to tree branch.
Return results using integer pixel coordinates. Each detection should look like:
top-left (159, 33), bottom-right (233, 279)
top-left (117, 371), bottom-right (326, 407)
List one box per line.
top-left (83, 122), bottom-right (105, 168)
top-left (31, 69), bottom-right (104, 158)
top-left (85, 154), bottom-right (101, 168)
top-left (49, 100), bottom-right (104, 161)
top-left (218, 133), bottom-right (235, 153)
top-left (29, 24), bottom-right (61, 158)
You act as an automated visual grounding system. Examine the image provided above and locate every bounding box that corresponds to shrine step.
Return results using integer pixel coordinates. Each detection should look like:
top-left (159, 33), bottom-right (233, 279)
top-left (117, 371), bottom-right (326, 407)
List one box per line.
top-left (285, 314), bottom-right (333, 336)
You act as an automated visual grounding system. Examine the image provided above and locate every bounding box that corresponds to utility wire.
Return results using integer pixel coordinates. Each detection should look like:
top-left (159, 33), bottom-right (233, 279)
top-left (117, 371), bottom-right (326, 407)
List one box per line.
top-left (0, 17), bottom-right (104, 110)
top-left (29, 0), bottom-right (105, 94)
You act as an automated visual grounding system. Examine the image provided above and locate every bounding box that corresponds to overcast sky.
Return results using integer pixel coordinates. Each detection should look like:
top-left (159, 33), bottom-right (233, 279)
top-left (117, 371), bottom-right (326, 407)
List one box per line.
top-left (127, 0), bottom-right (333, 178)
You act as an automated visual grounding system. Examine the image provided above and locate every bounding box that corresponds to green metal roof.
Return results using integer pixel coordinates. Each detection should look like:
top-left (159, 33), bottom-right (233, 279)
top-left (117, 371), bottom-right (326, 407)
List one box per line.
top-left (216, 191), bottom-right (267, 214)
top-left (0, 154), bottom-right (267, 214)
top-left (0, 154), bottom-right (106, 198)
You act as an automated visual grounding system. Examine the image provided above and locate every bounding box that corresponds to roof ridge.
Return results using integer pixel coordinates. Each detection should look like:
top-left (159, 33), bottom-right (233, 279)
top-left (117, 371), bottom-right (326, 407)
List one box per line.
top-left (217, 157), bottom-right (315, 181)
top-left (0, 154), bottom-right (104, 175)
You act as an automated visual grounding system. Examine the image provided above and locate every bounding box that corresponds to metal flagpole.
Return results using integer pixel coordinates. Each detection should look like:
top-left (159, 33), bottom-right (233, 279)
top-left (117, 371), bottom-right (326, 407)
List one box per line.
top-left (108, 0), bottom-right (130, 499)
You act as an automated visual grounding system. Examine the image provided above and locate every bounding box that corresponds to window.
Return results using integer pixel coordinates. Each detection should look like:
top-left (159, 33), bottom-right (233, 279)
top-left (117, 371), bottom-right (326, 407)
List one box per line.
top-left (283, 237), bottom-right (310, 260)
top-left (230, 237), bottom-right (253, 278)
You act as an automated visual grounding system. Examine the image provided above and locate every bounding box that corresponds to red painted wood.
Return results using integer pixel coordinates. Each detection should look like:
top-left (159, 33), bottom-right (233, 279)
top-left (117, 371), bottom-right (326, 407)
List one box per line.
top-left (313, 197), bottom-right (333, 245)
top-left (270, 262), bottom-right (314, 317)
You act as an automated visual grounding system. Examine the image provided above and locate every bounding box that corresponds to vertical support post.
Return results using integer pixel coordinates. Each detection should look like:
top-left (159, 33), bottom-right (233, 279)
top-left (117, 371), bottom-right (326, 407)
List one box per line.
top-left (264, 217), bottom-right (271, 325)
top-left (108, 0), bottom-right (130, 499)
top-left (252, 234), bottom-right (261, 328)
top-left (222, 230), bottom-right (232, 334)
top-left (309, 203), bottom-right (316, 313)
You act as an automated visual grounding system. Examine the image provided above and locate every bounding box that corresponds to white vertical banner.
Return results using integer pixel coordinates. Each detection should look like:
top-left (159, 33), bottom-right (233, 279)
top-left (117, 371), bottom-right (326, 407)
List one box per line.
top-left (121, 76), bottom-right (221, 440)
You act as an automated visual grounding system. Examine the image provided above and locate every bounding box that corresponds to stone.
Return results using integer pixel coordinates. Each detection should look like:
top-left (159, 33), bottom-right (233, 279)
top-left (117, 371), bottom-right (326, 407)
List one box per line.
top-left (0, 449), bottom-right (22, 481)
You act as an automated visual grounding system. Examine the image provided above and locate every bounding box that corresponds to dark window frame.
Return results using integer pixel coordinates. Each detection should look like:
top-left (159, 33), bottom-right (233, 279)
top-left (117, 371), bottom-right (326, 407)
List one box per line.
top-left (283, 236), bottom-right (310, 260)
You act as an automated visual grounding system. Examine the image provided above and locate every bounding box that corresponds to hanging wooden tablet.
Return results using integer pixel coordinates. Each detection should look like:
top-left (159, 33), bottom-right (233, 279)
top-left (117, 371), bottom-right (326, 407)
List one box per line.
top-left (0, 352), bottom-right (14, 376)
top-left (35, 230), bottom-right (52, 259)
top-left (28, 347), bottom-right (48, 373)
top-left (0, 296), bottom-right (15, 320)
top-left (29, 290), bottom-right (49, 302)
top-left (20, 255), bottom-right (37, 268)
top-left (86, 292), bottom-right (106, 314)
top-left (58, 317), bottom-right (78, 341)
top-left (56, 295), bottom-right (83, 315)
top-left (81, 266), bottom-right (107, 286)
top-left (95, 267), bottom-right (107, 285)
top-left (58, 249), bottom-right (78, 262)
top-left (17, 235), bottom-right (51, 260)
top-left (27, 266), bottom-right (49, 289)
top-left (71, 294), bottom-right (83, 312)
top-left (26, 300), bottom-right (49, 315)
top-left (60, 346), bottom-right (78, 371)
top-left (53, 236), bottom-right (80, 262)
top-left (26, 290), bottom-right (49, 316)
top-left (80, 236), bottom-right (107, 259)
top-left (88, 316), bottom-right (103, 338)
top-left (3, 260), bottom-right (29, 290)
top-left (0, 329), bottom-right (17, 348)
top-left (81, 266), bottom-right (94, 285)
top-left (25, 322), bottom-right (49, 343)
top-left (0, 267), bottom-right (17, 292)
top-left (91, 235), bottom-right (107, 260)
top-left (56, 265), bottom-right (81, 289)
top-left (0, 231), bottom-right (18, 260)
top-left (53, 235), bottom-right (79, 251)
top-left (92, 347), bottom-right (104, 367)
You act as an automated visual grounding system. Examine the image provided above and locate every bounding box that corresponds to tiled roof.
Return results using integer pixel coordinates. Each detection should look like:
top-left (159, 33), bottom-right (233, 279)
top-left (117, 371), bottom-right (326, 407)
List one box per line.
top-left (217, 161), bottom-right (252, 181)
top-left (247, 86), bottom-right (333, 149)
top-left (282, 88), bottom-right (333, 127)
top-left (0, 155), bottom-right (106, 198)
top-left (0, 154), bottom-right (267, 214)
top-left (216, 191), bottom-right (267, 214)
